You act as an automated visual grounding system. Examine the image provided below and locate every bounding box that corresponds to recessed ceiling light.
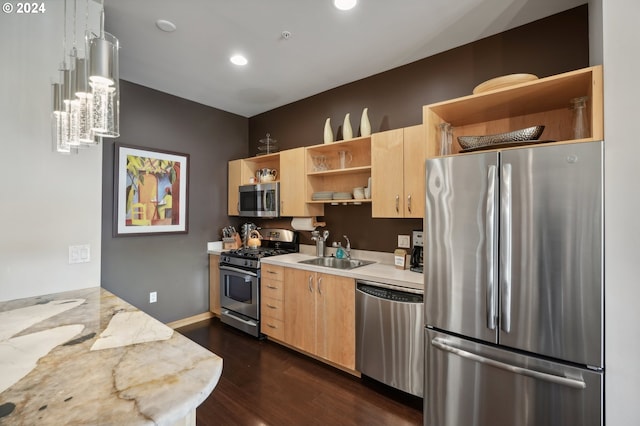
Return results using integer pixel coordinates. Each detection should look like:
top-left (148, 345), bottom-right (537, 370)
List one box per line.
top-left (334, 0), bottom-right (357, 11)
top-left (156, 19), bottom-right (176, 32)
top-left (230, 55), bottom-right (248, 66)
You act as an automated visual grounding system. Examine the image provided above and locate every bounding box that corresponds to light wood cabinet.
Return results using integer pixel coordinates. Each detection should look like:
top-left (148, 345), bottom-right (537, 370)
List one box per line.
top-left (371, 124), bottom-right (426, 218)
top-left (261, 264), bottom-right (285, 340)
top-left (305, 136), bottom-right (372, 205)
top-left (280, 148), bottom-right (323, 217)
top-left (227, 160), bottom-right (242, 216)
top-left (422, 65), bottom-right (604, 157)
top-left (208, 254), bottom-right (220, 315)
top-left (283, 267), bottom-right (355, 370)
top-left (227, 149), bottom-right (321, 218)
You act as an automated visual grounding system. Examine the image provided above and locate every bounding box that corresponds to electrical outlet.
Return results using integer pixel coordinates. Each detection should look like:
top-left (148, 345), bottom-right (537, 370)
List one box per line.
top-left (397, 235), bottom-right (411, 248)
top-left (149, 291), bottom-right (157, 303)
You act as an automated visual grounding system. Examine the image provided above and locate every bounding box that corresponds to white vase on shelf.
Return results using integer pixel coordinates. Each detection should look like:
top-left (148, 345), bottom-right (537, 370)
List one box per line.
top-left (360, 107), bottom-right (371, 137)
top-left (343, 113), bottom-right (353, 140)
top-left (323, 118), bottom-right (333, 143)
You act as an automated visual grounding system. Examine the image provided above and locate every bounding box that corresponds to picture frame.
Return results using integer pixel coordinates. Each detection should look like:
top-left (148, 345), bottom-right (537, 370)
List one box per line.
top-left (114, 143), bottom-right (189, 236)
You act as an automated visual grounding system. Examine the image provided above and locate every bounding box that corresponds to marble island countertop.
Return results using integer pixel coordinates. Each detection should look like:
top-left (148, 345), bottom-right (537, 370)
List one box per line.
top-left (0, 287), bottom-right (223, 425)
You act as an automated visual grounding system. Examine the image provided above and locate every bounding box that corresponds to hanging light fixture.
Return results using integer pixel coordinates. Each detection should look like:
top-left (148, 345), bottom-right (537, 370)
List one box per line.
top-left (51, 0), bottom-right (119, 154)
top-left (51, 82), bottom-right (71, 153)
top-left (88, 0), bottom-right (119, 138)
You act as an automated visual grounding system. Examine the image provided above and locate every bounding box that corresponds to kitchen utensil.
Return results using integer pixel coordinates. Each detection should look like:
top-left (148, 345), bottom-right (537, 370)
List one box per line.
top-left (256, 168), bottom-right (278, 183)
top-left (257, 133), bottom-right (278, 155)
top-left (439, 122), bottom-right (452, 156)
top-left (338, 150), bottom-right (352, 169)
top-left (240, 222), bottom-right (256, 245)
top-left (353, 187), bottom-right (365, 199)
top-left (247, 229), bottom-right (262, 248)
top-left (312, 155), bottom-right (329, 171)
top-left (457, 125), bottom-right (545, 150)
top-left (333, 192), bottom-right (353, 200)
top-left (570, 96), bottom-right (589, 139)
top-left (472, 73), bottom-right (539, 94)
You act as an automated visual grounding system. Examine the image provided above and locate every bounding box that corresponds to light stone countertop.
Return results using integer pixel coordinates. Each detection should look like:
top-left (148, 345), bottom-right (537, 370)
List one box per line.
top-left (208, 240), bottom-right (423, 291)
top-left (260, 253), bottom-right (424, 291)
top-left (0, 287), bottom-right (223, 425)
top-left (209, 241), bottom-right (423, 291)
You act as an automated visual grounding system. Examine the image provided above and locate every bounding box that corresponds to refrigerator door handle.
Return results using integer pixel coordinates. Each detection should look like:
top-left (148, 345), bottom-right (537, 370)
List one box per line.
top-left (486, 165), bottom-right (497, 330)
top-left (500, 163), bottom-right (512, 333)
top-left (431, 337), bottom-right (587, 389)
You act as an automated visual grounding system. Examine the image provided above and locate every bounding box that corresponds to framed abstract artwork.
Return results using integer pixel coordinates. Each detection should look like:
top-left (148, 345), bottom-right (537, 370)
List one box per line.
top-left (114, 143), bottom-right (189, 236)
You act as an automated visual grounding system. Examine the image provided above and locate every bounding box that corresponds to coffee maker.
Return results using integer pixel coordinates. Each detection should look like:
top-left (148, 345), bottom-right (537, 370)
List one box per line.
top-left (410, 230), bottom-right (424, 273)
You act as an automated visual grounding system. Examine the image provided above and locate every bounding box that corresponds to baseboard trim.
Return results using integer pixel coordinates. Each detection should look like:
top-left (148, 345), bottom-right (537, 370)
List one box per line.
top-left (167, 311), bottom-right (215, 329)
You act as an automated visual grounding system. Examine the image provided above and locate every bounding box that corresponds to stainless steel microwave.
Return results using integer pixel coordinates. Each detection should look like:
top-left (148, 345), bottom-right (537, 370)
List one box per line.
top-left (238, 182), bottom-right (280, 217)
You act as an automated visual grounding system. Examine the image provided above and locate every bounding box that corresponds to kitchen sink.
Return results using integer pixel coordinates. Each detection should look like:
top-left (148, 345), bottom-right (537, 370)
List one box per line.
top-left (298, 257), bottom-right (375, 270)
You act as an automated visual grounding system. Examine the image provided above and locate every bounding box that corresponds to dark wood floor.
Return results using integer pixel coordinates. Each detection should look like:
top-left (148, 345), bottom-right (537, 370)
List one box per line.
top-left (178, 318), bottom-right (423, 426)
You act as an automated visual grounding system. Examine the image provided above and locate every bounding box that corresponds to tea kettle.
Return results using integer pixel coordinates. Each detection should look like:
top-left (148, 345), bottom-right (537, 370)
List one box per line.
top-left (256, 168), bottom-right (278, 183)
top-left (247, 229), bottom-right (262, 248)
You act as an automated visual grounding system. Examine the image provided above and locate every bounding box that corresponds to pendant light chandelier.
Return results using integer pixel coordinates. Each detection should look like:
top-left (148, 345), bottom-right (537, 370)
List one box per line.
top-left (52, 0), bottom-right (120, 154)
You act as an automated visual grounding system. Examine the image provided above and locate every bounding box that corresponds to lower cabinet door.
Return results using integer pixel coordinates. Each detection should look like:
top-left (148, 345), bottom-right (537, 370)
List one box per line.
top-left (316, 273), bottom-right (356, 370)
top-left (283, 268), bottom-right (316, 354)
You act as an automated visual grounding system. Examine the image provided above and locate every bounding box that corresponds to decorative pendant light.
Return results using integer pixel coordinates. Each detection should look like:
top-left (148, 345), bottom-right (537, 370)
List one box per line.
top-left (51, 0), bottom-right (119, 153)
top-left (88, 0), bottom-right (119, 138)
top-left (51, 82), bottom-right (71, 153)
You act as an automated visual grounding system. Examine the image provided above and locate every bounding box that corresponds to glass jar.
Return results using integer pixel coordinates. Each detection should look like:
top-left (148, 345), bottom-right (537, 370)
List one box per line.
top-left (570, 96), bottom-right (589, 140)
top-left (439, 122), bottom-right (453, 156)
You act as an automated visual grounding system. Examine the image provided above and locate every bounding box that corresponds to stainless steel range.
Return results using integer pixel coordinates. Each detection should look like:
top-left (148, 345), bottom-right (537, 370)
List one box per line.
top-left (219, 228), bottom-right (298, 338)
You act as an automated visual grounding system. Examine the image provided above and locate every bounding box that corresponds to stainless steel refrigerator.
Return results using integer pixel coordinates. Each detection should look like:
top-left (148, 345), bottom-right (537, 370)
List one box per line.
top-left (424, 141), bottom-right (604, 426)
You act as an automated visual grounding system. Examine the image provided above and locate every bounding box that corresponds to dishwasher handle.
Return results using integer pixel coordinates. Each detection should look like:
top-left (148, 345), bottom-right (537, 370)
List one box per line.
top-left (356, 281), bottom-right (423, 303)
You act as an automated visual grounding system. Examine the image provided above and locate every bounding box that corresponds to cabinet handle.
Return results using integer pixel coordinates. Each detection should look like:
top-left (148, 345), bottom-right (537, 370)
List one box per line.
top-left (308, 275), bottom-right (314, 293)
top-left (266, 270), bottom-right (278, 275)
top-left (266, 284), bottom-right (278, 289)
top-left (237, 201), bottom-right (240, 213)
top-left (267, 323), bottom-right (278, 329)
top-left (395, 195), bottom-right (400, 213)
top-left (318, 277), bottom-right (323, 295)
top-left (266, 304), bottom-right (277, 309)
top-left (407, 194), bottom-right (412, 213)
top-left (281, 200), bottom-right (284, 214)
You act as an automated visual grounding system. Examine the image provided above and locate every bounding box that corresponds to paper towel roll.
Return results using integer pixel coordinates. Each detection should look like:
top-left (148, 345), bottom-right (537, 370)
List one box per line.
top-left (291, 217), bottom-right (316, 231)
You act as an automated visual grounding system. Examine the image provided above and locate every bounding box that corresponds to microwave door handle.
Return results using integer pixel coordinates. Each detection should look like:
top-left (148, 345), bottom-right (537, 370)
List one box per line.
top-left (486, 165), bottom-right (497, 330)
top-left (500, 162), bottom-right (512, 333)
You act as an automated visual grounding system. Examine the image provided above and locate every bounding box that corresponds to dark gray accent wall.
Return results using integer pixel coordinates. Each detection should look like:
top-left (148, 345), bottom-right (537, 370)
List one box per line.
top-left (101, 81), bottom-right (248, 323)
top-left (248, 5), bottom-right (589, 252)
top-left (101, 6), bottom-right (589, 322)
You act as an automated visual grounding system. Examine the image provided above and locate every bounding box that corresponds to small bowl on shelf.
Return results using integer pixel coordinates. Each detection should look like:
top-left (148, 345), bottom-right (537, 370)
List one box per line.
top-left (457, 125), bottom-right (545, 150)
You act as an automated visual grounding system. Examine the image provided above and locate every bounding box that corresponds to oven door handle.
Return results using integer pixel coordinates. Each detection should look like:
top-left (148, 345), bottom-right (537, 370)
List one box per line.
top-left (219, 265), bottom-right (258, 277)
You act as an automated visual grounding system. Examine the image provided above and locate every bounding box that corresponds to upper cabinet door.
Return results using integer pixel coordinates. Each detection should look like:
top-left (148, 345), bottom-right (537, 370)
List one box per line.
top-left (371, 128), bottom-right (404, 218)
top-left (280, 148), bottom-right (323, 217)
top-left (227, 159), bottom-right (242, 216)
top-left (403, 125), bottom-right (426, 218)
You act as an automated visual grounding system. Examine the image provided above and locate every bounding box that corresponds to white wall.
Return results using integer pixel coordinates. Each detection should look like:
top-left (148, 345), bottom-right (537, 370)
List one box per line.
top-left (0, 2), bottom-right (102, 301)
top-left (602, 0), bottom-right (640, 423)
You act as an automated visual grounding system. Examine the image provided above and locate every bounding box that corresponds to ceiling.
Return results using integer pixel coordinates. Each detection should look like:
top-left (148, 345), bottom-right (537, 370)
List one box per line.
top-left (104, 0), bottom-right (585, 118)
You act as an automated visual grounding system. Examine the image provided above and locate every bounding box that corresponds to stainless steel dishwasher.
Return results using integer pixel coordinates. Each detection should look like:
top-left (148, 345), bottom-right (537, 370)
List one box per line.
top-left (355, 279), bottom-right (424, 397)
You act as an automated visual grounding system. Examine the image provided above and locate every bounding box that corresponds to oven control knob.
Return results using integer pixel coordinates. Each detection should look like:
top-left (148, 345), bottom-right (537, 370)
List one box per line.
top-left (244, 260), bottom-right (249, 267)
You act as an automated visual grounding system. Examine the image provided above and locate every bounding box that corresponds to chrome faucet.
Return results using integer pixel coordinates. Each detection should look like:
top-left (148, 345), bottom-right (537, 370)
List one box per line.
top-left (343, 235), bottom-right (351, 258)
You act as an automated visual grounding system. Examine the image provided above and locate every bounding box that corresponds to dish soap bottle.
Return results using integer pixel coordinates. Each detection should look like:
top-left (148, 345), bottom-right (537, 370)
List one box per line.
top-left (335, 242), bottom-right (346, 259)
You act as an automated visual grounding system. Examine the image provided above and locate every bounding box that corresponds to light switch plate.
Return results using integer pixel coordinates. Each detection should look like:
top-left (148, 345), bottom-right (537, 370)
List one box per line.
top-left (69, 244), bottom-right (90, 264)
top-left (397, 235), bottom-right (411, 248)
top-left (149, 291), bottom-right (157, 303)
